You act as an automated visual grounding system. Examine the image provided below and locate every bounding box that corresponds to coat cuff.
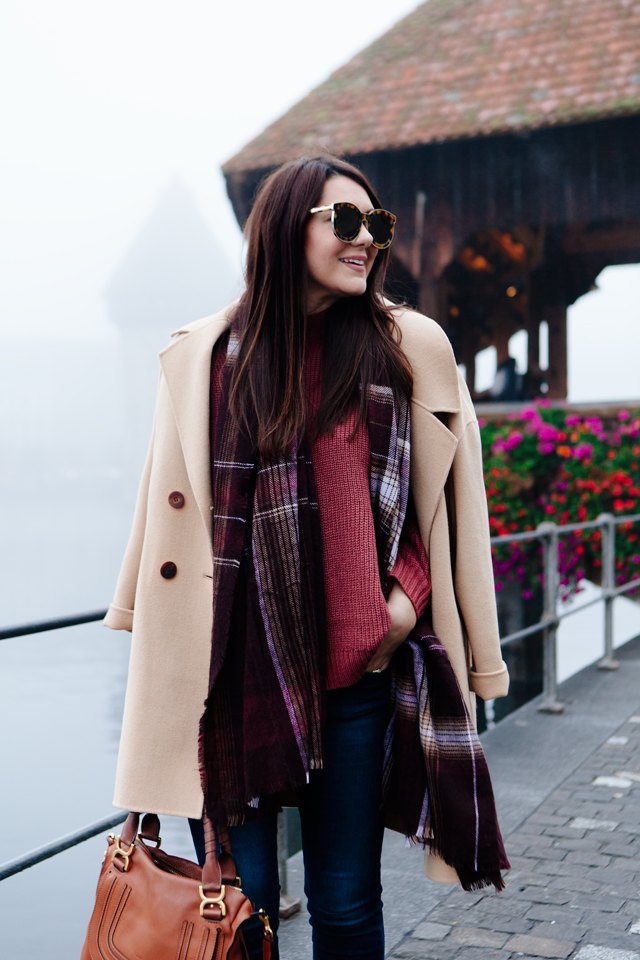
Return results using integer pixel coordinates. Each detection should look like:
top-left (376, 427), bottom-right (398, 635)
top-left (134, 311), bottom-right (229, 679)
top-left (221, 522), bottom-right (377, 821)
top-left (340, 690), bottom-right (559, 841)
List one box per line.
top-left (424, 850), bottom-right (460, 885)
top-left (104, 603), bottom-right (134, 632)
top-left (468, 662), bottom-right (509, 700)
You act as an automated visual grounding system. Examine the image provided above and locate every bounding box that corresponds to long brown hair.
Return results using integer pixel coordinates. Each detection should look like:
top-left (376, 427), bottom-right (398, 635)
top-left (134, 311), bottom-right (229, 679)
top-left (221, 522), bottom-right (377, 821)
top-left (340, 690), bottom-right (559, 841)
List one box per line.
top-left (228, 155), bottom-right (413, 459)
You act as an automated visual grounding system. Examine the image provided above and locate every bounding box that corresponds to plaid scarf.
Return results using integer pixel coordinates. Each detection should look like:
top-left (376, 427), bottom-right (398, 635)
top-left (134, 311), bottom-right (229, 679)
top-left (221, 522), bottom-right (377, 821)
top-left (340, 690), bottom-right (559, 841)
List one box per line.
top-left (383, 633), bottom-right (509, 890)
top-left (200, 326), bottom-right (508, 890)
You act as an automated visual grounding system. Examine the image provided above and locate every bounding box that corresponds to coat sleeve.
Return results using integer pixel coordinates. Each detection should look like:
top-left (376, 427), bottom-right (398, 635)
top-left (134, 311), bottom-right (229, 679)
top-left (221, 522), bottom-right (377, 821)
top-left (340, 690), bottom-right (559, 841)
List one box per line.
top-left (103, 404), bottom-right (157, 632)
top-left (451, 374), bottom-right (509, 700)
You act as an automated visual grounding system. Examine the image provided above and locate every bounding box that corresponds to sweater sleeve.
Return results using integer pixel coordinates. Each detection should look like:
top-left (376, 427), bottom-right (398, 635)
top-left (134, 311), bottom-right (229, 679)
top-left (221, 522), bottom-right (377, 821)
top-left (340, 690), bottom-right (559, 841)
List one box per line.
top-left (390, 498), bottom-right (432, 619)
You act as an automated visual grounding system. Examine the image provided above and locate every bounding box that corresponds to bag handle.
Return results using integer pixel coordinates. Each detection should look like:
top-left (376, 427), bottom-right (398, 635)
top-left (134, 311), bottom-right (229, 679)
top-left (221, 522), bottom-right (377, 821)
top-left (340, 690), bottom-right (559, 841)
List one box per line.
top-left (120, 811), bottom-right (224, 893)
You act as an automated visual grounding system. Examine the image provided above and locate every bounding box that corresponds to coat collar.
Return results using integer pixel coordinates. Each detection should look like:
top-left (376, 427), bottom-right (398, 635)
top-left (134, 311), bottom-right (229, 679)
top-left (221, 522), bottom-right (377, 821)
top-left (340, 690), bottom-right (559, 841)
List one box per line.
top-left (159, 302), bottom-right (464, 551)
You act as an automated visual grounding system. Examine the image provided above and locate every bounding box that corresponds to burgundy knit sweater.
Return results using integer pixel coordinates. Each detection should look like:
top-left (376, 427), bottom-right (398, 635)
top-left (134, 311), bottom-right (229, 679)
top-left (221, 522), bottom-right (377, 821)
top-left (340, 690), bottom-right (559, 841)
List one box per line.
top-left (211, 315), bottom-right (431, 689)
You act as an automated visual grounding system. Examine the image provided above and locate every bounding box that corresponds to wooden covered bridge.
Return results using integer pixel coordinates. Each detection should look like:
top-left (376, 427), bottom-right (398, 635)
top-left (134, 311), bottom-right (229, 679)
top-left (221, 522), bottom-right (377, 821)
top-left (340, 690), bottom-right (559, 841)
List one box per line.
top-left (223, 0), bottom-right (640, 401)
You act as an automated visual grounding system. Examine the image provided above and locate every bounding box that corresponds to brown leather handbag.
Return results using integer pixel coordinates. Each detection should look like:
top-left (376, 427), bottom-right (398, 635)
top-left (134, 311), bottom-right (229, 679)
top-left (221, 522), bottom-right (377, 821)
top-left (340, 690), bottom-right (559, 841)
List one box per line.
top-left (81, 812), bottom-right (273, 960)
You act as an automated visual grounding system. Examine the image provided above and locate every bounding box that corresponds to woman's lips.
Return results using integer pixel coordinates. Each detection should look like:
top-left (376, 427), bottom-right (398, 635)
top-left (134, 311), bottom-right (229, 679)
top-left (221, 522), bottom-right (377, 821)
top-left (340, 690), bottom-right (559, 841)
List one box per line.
top-left (339, 258), bottom-right (366, 271)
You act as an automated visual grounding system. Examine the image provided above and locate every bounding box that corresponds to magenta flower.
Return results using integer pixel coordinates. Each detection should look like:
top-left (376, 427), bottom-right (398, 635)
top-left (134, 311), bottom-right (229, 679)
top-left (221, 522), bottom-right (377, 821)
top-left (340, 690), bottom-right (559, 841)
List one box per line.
top-left (618, 409), bottom-right (630, 421)
top-left (565, 414), bottom-right (581, 427)
top-left (572, 442), bottom-right (593, 459)
top-left (538, 422), bottom-right (559, 442)
top-left (503, 431), bottom-right (523, 451)
top-left (521, 407), bottom-right (540, 421)
top-left (537, 441), bottom-right (555, 454)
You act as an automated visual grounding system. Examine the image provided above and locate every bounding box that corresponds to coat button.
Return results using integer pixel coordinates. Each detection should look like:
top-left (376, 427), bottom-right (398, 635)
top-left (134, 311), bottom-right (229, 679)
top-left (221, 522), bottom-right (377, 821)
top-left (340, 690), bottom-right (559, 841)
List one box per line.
top-left (168, 491), bottom-right (185, 509)
top-left (160, 561), bottom-right (177, 579)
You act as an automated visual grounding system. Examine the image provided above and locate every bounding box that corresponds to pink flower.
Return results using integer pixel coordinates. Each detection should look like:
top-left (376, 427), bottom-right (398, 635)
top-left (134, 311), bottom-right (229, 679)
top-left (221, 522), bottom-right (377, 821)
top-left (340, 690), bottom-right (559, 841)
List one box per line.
top-left (522, 589), bottom-right (533, 599)
top-left (565, 414), bottom-right (581, 427)
top-left (503, 431), bottom-right (523, 451)
top-left (572, 442), bottom-right (593, 459)
top-left (477, 417), bottom-right (486, 428)
top-left (633, 555), bottom-right (640, 564)
top-left (585, 416), bottom-right (603, 434)
top-left (521, 407), bottom-right (540, 421)
top-left (538, 423), bottom-right (560, 442)
top-left (618, 409), bottom-right (630, 421)
top-left (538, 441), bottom-right (555, 455)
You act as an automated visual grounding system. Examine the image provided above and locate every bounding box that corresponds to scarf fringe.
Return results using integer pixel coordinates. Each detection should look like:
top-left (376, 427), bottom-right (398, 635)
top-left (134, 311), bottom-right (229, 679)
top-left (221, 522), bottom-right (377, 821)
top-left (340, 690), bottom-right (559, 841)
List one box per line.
top-left (404, 833), bottom-right (508, 893)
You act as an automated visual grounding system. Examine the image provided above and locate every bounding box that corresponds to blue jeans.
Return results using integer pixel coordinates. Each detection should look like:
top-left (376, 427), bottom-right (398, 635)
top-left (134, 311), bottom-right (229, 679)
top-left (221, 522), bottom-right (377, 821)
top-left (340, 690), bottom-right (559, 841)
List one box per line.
top-left (190, 669), bottom-right (390, 960)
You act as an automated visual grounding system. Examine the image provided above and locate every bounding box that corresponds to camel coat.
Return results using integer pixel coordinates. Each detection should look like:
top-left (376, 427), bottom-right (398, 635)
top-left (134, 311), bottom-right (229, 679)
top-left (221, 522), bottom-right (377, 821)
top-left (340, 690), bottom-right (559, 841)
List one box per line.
top-left (105, 302), bottom-right (509, 881)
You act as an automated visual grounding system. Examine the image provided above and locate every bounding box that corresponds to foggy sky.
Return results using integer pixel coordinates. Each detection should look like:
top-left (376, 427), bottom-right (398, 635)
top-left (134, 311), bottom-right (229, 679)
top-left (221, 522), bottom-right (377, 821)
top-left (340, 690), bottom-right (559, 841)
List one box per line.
top-left (1, 0), bottom-right (639, 402)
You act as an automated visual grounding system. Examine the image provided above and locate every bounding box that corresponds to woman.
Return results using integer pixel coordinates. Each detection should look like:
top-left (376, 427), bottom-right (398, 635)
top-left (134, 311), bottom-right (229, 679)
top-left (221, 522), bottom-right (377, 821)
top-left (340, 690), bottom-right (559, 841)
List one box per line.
top-left (105, 156), bottom-right (510, 960)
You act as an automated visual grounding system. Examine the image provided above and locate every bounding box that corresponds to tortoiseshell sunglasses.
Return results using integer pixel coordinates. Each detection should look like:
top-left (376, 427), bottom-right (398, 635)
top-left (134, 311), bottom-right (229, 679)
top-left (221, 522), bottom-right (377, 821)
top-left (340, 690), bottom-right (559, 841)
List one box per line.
top-left (309, 201), bottom-right (396, 249)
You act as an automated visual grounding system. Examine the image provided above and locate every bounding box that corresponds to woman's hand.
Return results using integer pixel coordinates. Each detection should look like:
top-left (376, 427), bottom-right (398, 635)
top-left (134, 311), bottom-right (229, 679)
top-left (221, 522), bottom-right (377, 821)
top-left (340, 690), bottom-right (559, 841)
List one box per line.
top-left (365, 581), bottom-right (417, 672)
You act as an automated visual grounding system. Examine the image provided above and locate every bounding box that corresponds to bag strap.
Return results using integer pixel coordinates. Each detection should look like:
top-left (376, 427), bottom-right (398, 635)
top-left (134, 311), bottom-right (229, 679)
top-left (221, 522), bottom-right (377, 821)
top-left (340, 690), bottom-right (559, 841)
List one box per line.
top-left (120, 811), bottom-right (224, 892)
top-left (201, 812), bottom-right (223, 891)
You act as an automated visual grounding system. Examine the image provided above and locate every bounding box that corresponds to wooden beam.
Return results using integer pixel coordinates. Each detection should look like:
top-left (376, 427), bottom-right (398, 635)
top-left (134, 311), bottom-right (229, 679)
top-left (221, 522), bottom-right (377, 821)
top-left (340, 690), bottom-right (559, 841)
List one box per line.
top-left (563, 222), bottom-right (640, 255)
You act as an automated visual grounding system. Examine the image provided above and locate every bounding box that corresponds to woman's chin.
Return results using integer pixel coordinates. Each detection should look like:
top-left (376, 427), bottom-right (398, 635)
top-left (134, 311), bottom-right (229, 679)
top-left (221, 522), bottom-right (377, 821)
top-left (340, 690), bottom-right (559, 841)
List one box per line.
top-left (338, 280), bottom-right (368, 299)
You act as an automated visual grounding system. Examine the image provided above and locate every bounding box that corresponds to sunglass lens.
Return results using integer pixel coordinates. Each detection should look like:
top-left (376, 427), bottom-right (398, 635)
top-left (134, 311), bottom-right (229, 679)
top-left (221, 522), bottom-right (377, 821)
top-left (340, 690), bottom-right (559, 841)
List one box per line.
top-left (368, 211), bottom-right (395, 248)
top-left (333, 203), bottom-right (362, 242)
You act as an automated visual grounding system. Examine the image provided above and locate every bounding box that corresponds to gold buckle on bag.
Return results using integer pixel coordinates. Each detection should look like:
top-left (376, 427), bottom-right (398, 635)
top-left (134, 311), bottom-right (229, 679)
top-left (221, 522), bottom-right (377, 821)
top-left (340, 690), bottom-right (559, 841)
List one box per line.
top-left (199, 884), bottom-right (226, 918)
top-left (258, 909), bottom-right (274, 941)
top-left (113, 836), bottom-right (135, 872)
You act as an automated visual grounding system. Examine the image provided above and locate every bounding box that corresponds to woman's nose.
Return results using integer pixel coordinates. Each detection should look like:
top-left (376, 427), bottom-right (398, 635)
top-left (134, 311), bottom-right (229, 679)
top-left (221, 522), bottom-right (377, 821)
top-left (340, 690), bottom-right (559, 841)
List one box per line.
top-left (352, 222), bottom-right (373, 247)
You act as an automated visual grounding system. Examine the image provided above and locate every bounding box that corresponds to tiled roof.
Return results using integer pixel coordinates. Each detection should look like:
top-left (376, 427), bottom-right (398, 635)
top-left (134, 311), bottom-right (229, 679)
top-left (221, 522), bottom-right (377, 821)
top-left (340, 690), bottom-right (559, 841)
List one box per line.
top-left (224, 0), bottom-right (640, 173)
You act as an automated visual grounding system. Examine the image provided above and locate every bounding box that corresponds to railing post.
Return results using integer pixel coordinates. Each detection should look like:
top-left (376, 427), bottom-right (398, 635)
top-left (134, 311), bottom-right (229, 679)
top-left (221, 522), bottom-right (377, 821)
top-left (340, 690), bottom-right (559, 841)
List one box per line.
top-left (537, 521), bottom-right (564, 713)
top-left (277, 811), bottom-right (301, 919)
top-left (597, 513), bottom-right (620, 671)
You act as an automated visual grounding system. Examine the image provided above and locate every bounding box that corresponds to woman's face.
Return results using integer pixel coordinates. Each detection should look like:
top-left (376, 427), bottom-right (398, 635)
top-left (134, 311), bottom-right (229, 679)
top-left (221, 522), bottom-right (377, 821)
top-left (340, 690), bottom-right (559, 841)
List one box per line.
top-left (304, 174), bottom-right (378, 314)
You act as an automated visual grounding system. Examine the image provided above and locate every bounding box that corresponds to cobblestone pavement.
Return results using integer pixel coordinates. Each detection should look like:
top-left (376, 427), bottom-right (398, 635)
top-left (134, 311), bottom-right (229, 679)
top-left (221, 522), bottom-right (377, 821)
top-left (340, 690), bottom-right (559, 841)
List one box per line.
top-left (390, 711), bottom-right (640, 960)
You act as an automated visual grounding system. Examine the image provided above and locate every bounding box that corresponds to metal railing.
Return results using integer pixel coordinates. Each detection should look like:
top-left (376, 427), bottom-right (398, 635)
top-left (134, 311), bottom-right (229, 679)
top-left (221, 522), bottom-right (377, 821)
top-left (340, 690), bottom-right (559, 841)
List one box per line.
top-left (492, 511), bottom-right (640, 713)
top-left (1, 510), bottom-right (639, 881)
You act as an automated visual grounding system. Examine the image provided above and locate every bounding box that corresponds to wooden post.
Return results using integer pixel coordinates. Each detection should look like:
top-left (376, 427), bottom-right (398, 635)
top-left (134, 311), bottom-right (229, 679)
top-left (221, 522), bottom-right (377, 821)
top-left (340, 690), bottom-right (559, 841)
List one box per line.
top-left (545, 304), bottom-right (568, 399)
top-left (417, 199), bottom-right (453, 327)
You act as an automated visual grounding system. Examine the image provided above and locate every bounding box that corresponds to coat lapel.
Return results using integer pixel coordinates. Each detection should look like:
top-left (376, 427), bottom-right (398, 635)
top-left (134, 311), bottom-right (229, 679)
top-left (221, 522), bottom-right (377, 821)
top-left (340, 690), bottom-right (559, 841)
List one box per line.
top-left (410, 401), bottom-right (458, 545)
top-left (395, 308), bottom-right (462, 544)
top-left (159, 310), bottom-right (232, 552)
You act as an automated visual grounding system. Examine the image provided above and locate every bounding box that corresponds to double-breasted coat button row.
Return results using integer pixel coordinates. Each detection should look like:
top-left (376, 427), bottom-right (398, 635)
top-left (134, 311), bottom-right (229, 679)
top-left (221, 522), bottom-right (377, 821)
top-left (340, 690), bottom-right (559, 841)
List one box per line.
top-left (161, 493), bottom-right (184, 576)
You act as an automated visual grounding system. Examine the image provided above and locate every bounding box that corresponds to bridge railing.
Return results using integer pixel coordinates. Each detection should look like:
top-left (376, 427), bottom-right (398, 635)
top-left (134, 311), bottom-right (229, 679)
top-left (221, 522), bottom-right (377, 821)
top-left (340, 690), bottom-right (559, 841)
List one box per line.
top-left (491, 511), bottom-right (640, 713)
top-left (2, 510), bottom-right (639, 882)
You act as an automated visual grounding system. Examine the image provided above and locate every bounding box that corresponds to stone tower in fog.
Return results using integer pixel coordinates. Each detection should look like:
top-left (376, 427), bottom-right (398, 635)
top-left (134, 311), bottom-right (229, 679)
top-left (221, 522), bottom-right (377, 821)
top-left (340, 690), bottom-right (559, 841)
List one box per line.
top-left (105, 180), bottom-right (239, 483)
